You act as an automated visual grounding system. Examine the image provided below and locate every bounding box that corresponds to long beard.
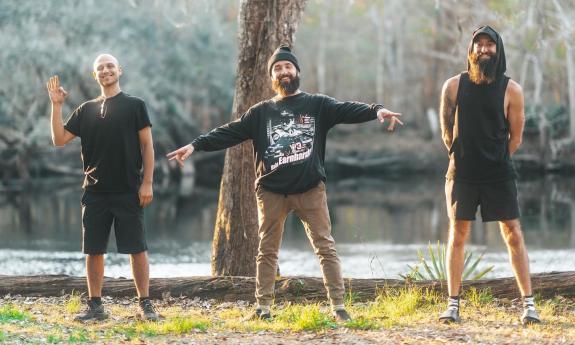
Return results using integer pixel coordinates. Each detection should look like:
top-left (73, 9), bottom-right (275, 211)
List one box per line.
top-left (272, 74), bottom-right (300, 97)
top-left (468, 52), bottom-right (497, 84)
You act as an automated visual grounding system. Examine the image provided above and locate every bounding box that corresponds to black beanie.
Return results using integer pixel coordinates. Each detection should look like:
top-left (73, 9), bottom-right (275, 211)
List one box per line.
top-left (267, 45), bottom-right (300, 76)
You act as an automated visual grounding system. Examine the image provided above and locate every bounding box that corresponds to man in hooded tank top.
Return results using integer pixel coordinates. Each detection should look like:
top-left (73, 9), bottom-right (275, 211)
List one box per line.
top-left (438, 26), bottom-right (540, 325)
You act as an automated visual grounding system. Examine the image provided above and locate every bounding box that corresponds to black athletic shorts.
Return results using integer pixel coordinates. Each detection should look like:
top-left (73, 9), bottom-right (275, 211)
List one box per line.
top-left (81, 191), bottom-right (147, 254)
top-left (445, 179), bottom-right (520, 222)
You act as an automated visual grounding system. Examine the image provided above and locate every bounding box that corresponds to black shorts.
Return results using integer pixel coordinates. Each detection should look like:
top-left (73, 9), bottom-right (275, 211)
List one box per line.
top-left (445, 179), bottom-right (520, 222)
top-left (81, 191), bottom-right (147, 254)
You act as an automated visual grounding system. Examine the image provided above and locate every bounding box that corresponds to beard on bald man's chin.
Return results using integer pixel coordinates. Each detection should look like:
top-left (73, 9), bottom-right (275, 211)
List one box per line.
top-left (272, 74), bottom-right (300, 96)
top-left (469, 52), bottom-right (497, 84)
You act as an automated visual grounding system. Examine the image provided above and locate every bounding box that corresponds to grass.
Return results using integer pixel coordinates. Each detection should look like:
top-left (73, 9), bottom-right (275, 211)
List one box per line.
top-left (0, 304), bottom-right (31, 322)
top-left (135, 316), bottom-right (211, 336)
top-left (1, 290), bottom-right (574, 344)
top-left (464, 287), bottom-right (494, 308)
top-left (276, 304), bottom-right (336, 331)
top-left (64, 292), bottom-right (82, 314)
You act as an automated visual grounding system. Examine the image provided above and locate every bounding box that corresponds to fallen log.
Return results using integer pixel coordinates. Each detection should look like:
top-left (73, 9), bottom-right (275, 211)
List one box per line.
top-left (1, 272), bottom-right (574, 301)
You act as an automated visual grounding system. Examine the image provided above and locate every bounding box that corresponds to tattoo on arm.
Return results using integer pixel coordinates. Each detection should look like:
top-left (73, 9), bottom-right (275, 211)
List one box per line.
top-left (440, 85), bottom-right (456, 151)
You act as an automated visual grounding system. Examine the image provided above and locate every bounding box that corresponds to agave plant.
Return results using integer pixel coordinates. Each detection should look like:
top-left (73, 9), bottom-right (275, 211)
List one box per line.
top-left (400, 241), bottom-right (494, 281)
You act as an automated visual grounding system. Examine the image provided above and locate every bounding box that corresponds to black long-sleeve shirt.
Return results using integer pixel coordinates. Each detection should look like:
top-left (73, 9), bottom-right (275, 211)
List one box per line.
top-left (192, 92), bottom-right (382, 194)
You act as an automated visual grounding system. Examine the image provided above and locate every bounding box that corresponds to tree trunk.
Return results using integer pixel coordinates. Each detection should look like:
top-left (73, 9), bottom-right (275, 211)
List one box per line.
top-left (2, 272), bottom-right (574, 301)
top-left (211, 0), bottom-right (308, 276)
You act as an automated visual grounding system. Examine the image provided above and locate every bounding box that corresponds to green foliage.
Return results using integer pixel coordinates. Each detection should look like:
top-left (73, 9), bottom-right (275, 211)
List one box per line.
top-left (0, 0), bottom-right (238, 178)
top-left (345, 289), bottom-right (361, 305)
top-left (343, 316), bottom-right (378, 330)
top-left (400, 242), bottom-right (494, 281)
top-left (106, 316), bottom-right (211, 340)
top-left (109, 325), bottom-right (137, 340)
top-left (373, 288), bottom-right (440, 320)
top-left (0, 304), bottom-right (30, 322)
top-left (2, 0), bottom-right (575, 180)
top-left (464, 287), bottom-right (494, 307)
top-left (67, 329), bottom-right (90, 343)
top-left (46, 333), bottom-right (63, 344)
top-left (137, 317), bottom-right (210, 335)
top-left (277, 304), bottom-right (336, 331)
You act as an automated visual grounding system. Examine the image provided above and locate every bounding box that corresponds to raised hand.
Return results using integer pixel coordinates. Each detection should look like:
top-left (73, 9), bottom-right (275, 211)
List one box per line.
top-left (46, 75), bottom-right (68, 105)
top-left (377, 108), bottom-right (404, 131)
top-left (166, 144), bottom-right (195, 167)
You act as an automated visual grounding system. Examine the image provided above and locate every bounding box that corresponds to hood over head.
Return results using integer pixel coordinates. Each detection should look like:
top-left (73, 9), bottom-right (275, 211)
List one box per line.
top-left (467, 25), bottom-right (506, 78)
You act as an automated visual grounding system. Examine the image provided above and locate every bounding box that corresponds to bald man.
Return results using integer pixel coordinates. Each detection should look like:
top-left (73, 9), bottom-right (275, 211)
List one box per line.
top-left (47, 54), bottom-right (158, 321)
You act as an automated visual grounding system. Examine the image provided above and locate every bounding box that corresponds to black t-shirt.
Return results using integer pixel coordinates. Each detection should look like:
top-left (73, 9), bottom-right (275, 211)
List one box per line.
top-left (191, 92), bottom-right (381, 194)
top-left (64, 92), bottom-right (152, 192)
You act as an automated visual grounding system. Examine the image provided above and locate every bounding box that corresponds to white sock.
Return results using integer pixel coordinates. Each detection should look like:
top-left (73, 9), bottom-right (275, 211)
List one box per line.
top-left (332, 304), bottom-right (345, 312)
top-left (447, 297), bottom-right (459, 311)
top-left (257, 305), bottom-right (270, 313)
top-left (523, 296), bottom-right (536, 311)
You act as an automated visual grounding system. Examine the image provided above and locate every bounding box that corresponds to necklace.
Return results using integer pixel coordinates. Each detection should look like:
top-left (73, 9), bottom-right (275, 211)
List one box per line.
top-left (100, 97), bottom-right (107, 118)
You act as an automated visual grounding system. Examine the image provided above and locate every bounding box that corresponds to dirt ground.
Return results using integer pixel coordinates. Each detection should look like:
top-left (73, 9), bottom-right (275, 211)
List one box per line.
top-left (2, 295), bottom-right (574, 345)
top-left (113, 326), bottom-right (574, 345)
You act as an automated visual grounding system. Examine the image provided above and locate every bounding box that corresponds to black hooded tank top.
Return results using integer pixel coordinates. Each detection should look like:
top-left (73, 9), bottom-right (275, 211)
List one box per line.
top-left (446, 72), bottom-right (516, 183)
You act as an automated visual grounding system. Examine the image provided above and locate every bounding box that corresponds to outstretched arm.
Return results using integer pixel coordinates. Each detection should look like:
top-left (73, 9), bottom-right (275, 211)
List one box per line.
top-left (439, 76), bottom-right (459, 151)
top-left (506, 80), bottom-right (525, 156)
top-left (323, 97), bottom-right (402, 131)
top-left (166, 110), bottom-right (255, 167)
top-left (47, 76), bottom-right (76, 146)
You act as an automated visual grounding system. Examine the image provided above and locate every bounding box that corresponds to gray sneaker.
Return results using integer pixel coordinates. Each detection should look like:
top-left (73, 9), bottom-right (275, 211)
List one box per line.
top-left (333, 309), bottom-right (352, 322)
top-left (439, 307), bottom-right (460, 324)
top-left (139, 299), bottom-right (160, 321)
top-left (521, 308), bottom-right (541, 325)
top-left (74, 300), bottom-right (108, 321)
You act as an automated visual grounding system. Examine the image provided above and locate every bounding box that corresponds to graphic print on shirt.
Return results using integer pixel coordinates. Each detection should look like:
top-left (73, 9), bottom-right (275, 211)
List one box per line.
top-left (264, 109), bottom-right (315, 171)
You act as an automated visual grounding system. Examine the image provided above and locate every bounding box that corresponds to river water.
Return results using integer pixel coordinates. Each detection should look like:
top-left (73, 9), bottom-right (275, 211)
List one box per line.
top-left (1, 175), bottom-right (573, 279)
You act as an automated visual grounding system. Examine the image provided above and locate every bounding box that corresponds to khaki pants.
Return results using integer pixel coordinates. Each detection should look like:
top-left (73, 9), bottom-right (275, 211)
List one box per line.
top-left (255, 181), bottom-right (345, 307)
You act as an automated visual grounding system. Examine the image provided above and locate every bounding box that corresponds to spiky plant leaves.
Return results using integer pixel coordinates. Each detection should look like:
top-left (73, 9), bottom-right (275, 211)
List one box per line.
top-left (401, 242), bottom-right (493, 282)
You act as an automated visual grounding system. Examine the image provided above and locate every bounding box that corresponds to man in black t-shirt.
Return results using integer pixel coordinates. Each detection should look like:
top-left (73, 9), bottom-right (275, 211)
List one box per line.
top-left (167, 46), bottom-right (402, 322)
top-left (46, 54), bottom-right (158, 321)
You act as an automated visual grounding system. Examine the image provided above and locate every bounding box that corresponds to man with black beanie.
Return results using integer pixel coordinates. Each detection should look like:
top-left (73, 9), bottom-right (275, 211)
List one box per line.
top-left (168, 44), bottom-right (402, 322)
top-left (438, 25), bottom-right (540, 325)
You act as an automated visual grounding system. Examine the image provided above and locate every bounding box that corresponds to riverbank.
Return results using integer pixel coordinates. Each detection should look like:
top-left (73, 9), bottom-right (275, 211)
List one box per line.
top-left (1, 288), bottom-right (574, 344)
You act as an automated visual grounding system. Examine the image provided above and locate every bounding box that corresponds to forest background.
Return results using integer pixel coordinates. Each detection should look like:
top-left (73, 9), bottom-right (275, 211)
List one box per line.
top-left (1, 0), bottom-right (575, 186)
